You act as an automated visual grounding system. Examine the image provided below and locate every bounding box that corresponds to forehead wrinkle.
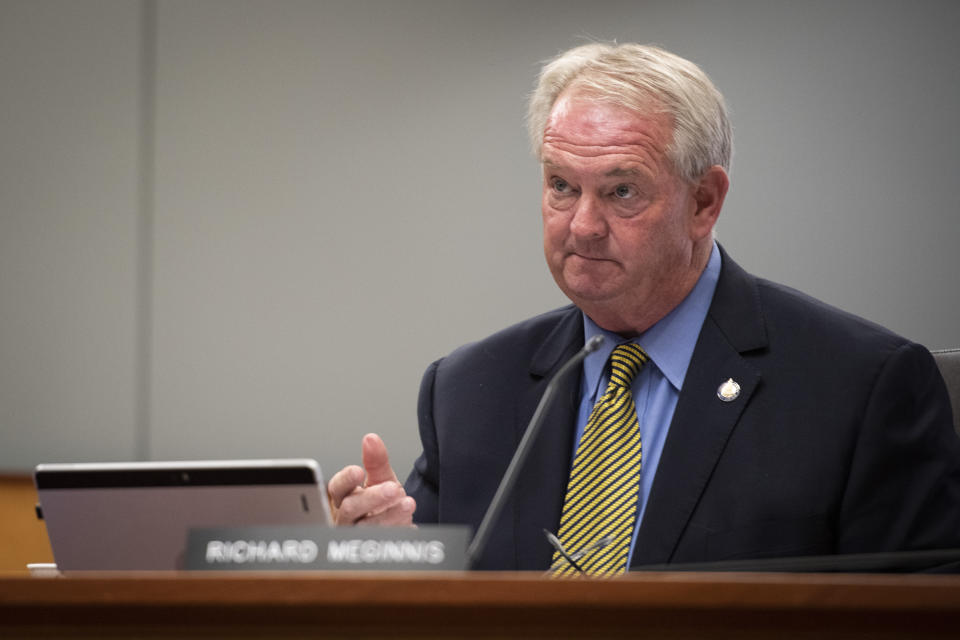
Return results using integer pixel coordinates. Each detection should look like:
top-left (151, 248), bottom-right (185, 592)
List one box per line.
top-left (541, 133), bottom-right (667, 175)
top-left (541, 140), bottom-right (656, 162)
top-left (604, 167), bottom-right (643, 178)
top-left (542, 104), bottom-right (670, 152)
top-left (541, 144), bottom-right (657, 179)
top-left (542, 130), bottom-right (663, 152)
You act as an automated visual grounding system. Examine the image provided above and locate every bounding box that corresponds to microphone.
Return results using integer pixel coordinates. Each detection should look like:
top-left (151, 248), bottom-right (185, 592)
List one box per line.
top-left (466, 334), bottom-right (605, 568)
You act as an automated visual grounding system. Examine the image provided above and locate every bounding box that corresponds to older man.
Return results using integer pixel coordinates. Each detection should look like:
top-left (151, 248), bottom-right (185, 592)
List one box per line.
top-left (328, 43), bottom-right (960, 573)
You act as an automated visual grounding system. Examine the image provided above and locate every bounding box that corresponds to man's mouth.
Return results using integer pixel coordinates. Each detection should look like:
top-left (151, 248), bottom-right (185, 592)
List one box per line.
top-left (569, 251), bottom-right (611, 262)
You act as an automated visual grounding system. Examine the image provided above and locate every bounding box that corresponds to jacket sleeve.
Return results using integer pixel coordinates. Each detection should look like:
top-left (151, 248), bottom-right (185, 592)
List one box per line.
top-left (838, 341), bottom-right (960, 553)
top-left (404, 359), bottom-right (441, 524)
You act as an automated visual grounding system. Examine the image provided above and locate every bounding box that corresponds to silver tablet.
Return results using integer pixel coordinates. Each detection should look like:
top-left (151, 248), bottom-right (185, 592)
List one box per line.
top-left (34, 458), bottom-right (331, 571)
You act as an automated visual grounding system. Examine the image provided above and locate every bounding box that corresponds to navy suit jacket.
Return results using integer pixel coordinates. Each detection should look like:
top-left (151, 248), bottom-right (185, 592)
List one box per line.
top-left (405, 249), bottom-right (960, 570)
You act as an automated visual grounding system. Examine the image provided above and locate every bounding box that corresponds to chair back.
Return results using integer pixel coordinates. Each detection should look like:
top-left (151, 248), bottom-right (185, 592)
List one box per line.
top-left (931, 348), bottom-right (960, 435)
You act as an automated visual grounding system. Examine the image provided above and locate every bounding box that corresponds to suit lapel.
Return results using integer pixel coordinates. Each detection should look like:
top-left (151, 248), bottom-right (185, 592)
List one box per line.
top-left (514, 308), bottom-right (583, 570)
top-left (631, 248), bottom-right (768, 567)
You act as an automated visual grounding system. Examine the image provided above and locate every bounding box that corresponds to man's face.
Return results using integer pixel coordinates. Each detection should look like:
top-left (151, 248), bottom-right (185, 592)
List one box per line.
top-left (541, 92), bottom-right (702, 334)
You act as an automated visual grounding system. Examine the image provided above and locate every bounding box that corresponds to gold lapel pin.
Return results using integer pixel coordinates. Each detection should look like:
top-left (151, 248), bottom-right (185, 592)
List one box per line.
top-left (717, 378), bottom-right (741, 402)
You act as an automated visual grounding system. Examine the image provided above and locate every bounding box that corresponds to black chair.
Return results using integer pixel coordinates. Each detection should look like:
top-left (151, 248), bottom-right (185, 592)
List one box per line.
top-left (931, 348), bottom-right (960, 435)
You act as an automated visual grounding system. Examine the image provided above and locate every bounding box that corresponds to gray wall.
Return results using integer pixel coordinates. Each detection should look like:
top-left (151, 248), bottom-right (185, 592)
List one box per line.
top-left (2, 0), bottom-right (958, 479)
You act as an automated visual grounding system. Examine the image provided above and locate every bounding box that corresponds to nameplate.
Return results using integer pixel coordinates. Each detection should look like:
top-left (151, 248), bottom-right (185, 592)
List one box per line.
top-left (185, 525), bottom-right (470, 571)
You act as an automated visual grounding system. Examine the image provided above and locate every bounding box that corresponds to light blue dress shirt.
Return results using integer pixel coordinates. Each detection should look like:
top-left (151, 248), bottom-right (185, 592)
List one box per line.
top-left (573, 242), bottom-right (721, 565)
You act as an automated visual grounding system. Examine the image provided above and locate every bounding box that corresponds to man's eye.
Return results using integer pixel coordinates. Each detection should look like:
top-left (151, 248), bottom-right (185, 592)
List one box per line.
top-left (613, 184), bottom-right (635, 199)
top-left (551, 178), bottom-right (570, 193)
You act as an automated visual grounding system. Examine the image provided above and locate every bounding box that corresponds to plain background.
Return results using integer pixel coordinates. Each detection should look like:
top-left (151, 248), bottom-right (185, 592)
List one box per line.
top-left (2, 0), bottom-right (958, 481)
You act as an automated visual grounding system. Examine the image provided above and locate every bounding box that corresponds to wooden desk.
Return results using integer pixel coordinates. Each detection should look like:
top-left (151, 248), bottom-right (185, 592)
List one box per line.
top-left (2, 571), bottom-right (959, 639)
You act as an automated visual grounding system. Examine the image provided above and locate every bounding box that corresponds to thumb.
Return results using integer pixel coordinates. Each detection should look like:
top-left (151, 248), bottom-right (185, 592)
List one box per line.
top-left (361, 433), bottom-right (399, 487)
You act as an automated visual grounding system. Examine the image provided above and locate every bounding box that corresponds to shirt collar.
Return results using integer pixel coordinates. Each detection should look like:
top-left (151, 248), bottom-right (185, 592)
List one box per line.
top-left (581, 242), bottom-right (722, 396)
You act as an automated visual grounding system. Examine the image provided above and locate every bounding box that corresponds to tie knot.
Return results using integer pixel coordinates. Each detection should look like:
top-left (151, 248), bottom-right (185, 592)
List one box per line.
top-left (609, 343), bottom-right (649, 388)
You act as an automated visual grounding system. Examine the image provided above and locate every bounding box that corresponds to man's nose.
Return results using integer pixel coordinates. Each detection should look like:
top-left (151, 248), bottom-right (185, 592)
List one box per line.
top-left (569, 195), bottom-right (607, 238)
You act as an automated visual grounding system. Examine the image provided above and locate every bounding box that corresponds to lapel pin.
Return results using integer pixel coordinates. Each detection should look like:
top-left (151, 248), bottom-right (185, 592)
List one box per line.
top-left (717, 378), bottom-right (741, 402)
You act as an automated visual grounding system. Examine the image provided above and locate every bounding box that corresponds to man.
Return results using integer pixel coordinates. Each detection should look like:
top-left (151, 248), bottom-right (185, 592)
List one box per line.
top-left (328, 43), bottom-right (960, 572)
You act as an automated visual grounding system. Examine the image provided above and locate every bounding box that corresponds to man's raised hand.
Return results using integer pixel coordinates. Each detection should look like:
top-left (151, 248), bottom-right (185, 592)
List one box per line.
top-left (327, 433), bottom-right (416, 526)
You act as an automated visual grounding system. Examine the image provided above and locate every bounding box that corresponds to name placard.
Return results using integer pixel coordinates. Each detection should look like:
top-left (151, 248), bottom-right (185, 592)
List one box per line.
top-left (185, 525), bottom-right (470, 571)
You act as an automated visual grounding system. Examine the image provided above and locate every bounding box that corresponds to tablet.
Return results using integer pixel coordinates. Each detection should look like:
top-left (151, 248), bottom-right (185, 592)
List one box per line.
top-left (34, 458), bottom-right (331, 571)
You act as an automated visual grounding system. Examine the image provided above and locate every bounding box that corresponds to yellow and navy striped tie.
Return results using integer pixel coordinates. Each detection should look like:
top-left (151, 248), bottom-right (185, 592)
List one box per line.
top-left (551, 342), bottom-right (648, 576)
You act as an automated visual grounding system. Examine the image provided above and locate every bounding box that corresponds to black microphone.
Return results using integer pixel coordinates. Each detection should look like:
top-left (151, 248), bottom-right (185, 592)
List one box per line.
top-left (466, 334), bottom-right (605, 568)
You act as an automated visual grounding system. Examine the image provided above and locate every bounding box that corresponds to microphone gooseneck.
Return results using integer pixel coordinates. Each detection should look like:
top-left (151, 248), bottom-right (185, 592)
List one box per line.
top-left (466, 335), bottom-right (604, 568)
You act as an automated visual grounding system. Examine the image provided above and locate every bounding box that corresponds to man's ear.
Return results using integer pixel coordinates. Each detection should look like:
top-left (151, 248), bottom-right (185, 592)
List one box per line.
top-left (689, 165), bottom-right (729, 240)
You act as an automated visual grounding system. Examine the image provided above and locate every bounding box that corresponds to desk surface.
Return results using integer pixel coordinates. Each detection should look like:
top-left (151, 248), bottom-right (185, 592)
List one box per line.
top-left (3, 570), bottom-right (960, 639)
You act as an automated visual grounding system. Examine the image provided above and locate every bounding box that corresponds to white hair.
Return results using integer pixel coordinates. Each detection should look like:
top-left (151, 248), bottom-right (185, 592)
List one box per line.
top-left (527, 43), bottom-right (732, 183)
